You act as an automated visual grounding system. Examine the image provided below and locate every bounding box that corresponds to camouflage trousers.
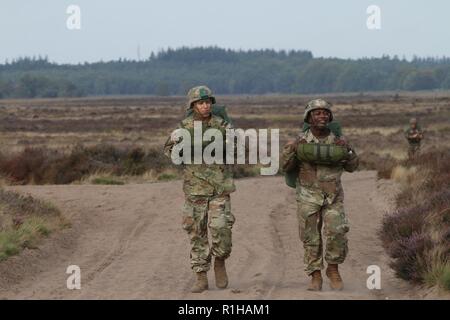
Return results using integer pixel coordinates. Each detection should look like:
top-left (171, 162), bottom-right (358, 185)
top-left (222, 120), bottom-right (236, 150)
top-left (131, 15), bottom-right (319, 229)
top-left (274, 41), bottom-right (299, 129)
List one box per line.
top-left (296, 185), bottom-right (349, 275)
top-left (408, 143), bottom-right (420, 159)
top-left (182, 194), bottom-right (235, 273)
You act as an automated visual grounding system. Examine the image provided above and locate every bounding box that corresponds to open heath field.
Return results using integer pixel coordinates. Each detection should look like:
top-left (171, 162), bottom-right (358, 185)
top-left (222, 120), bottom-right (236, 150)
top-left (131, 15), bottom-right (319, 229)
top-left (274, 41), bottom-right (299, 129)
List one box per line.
top-left (0, 93), bottom-right (449, 299)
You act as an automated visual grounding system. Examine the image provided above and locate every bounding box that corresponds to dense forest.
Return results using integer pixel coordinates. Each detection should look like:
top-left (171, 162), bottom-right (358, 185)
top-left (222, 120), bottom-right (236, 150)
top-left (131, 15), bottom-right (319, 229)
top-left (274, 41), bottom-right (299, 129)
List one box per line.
top-left (1, 46), bottom-right (450, 98)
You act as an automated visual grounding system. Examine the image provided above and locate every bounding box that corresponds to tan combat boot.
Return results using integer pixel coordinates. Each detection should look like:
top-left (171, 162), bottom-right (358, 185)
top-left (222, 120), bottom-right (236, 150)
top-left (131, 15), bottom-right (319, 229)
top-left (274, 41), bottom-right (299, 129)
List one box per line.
top-left (326, 264), bottom-right (344, 290)
top-left (191, 271), bottom-right (208, 293)
top-left (307, 270), bottom-right (323, 291)
top-left (214, 257), bottom-right (228, 289)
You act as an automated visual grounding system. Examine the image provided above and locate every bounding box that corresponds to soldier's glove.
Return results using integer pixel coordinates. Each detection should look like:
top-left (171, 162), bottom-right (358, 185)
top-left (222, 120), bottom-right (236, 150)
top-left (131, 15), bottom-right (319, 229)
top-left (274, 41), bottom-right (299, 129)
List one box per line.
top-left (339, 148), bottom-right (357, 166)
top-left (334, 137), bottom-right (347, 147)
top-left (170, 131), bottom-right (183, 143)
top-left (335, 138), bottom-right (355, 154)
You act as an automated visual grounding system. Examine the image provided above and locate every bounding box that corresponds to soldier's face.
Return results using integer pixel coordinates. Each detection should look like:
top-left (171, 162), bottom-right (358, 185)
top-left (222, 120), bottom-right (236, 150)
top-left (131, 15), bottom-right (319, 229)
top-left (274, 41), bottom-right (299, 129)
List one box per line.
top-left (410, 122), bottom-right (417, 129)
top-left (310, 109), bottom-right (331, 129)
top-left (193, 99), bottom-right (212, 118)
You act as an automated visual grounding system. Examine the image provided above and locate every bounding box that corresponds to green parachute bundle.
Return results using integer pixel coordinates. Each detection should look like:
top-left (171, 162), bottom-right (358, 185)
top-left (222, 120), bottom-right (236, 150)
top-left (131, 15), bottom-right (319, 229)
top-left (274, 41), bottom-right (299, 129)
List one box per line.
top-left (285, 121), bottom-right (343, 188)
top-left (296, 143), bottom-right (349, 165)
top-left (183, 105), bottom-right (231, 160)
top-left (186, 124), bottom-right (226, 149)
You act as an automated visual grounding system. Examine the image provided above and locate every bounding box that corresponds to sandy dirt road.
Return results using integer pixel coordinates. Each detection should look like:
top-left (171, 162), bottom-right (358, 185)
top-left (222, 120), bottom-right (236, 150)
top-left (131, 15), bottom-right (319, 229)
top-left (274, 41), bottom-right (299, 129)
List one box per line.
top-left (0, 171), bottom-right (422, 299)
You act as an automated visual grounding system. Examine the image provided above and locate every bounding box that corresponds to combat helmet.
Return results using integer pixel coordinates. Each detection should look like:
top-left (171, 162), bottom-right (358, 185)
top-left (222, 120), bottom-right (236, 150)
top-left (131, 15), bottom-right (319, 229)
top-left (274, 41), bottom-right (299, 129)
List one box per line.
top-left (303, 99), bottom-right (333, 124)
top-left (187, 85), bottom-right (216, 108)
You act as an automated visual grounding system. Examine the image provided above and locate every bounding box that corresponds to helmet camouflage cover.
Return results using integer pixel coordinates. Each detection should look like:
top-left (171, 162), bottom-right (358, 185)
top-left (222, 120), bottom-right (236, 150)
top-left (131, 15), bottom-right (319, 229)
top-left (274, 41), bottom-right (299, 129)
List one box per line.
top-left (187, 85), bottom-right (216, 108)
top-left (303, 99), bottom-right (333, 124)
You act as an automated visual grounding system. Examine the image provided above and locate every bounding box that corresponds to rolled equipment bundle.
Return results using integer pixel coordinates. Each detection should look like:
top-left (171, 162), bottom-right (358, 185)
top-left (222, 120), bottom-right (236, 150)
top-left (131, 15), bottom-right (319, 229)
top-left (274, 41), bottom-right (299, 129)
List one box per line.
top-left (296, 143), bottom-right (350, 165)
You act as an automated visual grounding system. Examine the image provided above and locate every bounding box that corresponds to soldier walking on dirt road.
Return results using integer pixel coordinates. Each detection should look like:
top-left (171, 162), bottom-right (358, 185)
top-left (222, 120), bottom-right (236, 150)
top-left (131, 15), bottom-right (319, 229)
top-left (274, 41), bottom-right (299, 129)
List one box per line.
top-left (282, 99), bottom-right (359, 291)
top-left (164, 86), bottom-right (236, 293)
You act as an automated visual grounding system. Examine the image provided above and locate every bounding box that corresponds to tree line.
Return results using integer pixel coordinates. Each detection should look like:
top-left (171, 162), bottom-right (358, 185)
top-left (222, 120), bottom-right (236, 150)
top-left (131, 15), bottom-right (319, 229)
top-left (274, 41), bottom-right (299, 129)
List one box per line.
top-left (1, 47), bottom-right (450, 98)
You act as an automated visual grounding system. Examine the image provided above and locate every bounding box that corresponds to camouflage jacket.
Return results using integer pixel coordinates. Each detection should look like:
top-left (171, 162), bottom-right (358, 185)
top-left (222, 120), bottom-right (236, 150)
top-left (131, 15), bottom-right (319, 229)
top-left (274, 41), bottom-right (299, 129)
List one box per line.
top-left (163, 114), bottom-right (236, 197)
top-left (404, 127), bottom-right (423, 145)
top-left (282, 129), bottom-right (359, 205)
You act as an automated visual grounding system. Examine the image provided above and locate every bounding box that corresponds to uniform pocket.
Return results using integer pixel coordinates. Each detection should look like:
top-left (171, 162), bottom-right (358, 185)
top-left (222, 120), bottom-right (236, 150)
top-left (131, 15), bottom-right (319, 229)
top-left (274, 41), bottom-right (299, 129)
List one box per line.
top-left (182, 197), bottom-right (209, 234)
top-left (224, 197), bottom-right (235, 228)
top-left (181, 202), bottom-right (195, 232)
top-left (339, 211), bottom-right (350, 234)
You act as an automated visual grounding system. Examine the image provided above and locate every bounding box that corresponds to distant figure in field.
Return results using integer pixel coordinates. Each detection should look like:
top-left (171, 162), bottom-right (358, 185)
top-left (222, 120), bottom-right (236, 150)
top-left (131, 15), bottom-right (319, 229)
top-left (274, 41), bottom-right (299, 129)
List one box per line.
top-left (404, 118), bottom-right (424, 160)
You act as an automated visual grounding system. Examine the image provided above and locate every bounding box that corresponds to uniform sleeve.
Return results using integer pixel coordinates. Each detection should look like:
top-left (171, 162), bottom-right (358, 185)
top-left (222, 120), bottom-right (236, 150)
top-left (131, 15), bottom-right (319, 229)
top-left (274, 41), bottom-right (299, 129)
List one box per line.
top-left (281, 140), bottom-right (299, 173)
top-left (419, 128), bottom-right (424, 137)
top-left (163, 135), bottom-right (175, 159)
top-left (163, 122), bottom-right (183, 159)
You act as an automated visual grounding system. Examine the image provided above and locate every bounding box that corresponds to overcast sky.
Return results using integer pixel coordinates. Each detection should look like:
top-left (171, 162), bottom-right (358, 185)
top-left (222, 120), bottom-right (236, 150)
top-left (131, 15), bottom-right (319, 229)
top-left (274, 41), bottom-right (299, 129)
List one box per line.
top-left (1, 0), bottom-right (449, 64)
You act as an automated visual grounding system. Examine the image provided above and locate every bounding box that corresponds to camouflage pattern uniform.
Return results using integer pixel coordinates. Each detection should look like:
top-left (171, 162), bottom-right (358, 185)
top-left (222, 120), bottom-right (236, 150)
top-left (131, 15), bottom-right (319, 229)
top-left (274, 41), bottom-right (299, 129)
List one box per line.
top-left (404, 118), bottom-right (423, 159)
top-left (282, 100), bottom-right (359, 276)
top-left (164, 86), bottom-right (236, 273)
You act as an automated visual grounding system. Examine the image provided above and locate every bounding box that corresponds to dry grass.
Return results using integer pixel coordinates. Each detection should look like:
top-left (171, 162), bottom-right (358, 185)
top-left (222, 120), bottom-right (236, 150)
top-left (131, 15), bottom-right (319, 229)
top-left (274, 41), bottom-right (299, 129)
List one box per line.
top-left (0, 188), bottom-right (67, 261)
top-left (390, 165), bottom-right (420, 184)
top-left (79, 168), bottom-right (183, 185)
top-left (1, 93), bottom-right (450, 184)
top-left (1, 93), bottom-right (449, 153)
top-left (0, 144), bottom-right (177, 185)
top-left (380, 149), bottom-right (450, 291)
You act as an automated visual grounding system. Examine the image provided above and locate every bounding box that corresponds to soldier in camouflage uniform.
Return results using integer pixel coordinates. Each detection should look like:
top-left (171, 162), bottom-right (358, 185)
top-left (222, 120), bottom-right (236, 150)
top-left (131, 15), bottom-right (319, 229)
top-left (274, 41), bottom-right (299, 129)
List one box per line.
top-left (404, 118), bottom-right (423, 160)
top-left (164, 86), bottom-right (236, 293)
top-left (282, 99), bottom-right (359, 291)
